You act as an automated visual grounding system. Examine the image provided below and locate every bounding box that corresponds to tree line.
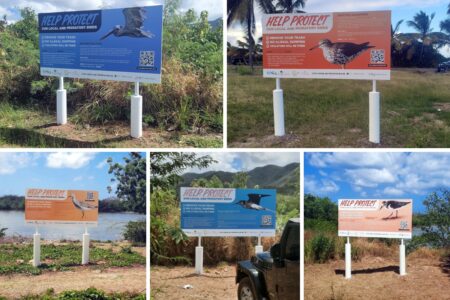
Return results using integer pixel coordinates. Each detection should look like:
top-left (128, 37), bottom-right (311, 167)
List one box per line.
top-left (228, 1), bottom-right (450, 69)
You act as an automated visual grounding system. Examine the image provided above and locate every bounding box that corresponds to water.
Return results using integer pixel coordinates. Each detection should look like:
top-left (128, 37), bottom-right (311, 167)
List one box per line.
top-left (0, 210), bottom-right (144, 241)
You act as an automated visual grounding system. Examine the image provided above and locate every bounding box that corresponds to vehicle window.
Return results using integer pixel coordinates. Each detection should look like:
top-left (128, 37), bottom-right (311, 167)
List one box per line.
top-left (284, 225), bottom-right (299, 261)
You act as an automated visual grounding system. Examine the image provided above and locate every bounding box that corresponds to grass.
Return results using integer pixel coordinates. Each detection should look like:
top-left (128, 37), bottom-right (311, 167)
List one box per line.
top-left (227, 65), bottom-right (450, 148)
top-left (0, 243), bottom-right (145, 276)
top-left (0, 101), bottom-right (223, 148)
top-left (0, 288), bottom-right (145, 300)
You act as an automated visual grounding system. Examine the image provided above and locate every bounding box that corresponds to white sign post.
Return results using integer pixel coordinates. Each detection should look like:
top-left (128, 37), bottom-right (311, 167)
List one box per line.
top-left (82, 225), bottom-right (90, 265)
top-left (195, 235), bottom-right (203, 275)
top-left (345, 236), bottom-right (351, 279)
top-left (131, 81), bottom-right (143, 138)
top-left (273, 78), bottom-right (285, 136)
top-left (399, 239), bottom-right (406, 275)
top-left (33, 225), bottom-right (41, 267)
top-left (255, 235), bottom-right (263, 254)
top-left (56, 77), bottom-right (67, 125)
top-left (369, 80), bottom-right (381, 144)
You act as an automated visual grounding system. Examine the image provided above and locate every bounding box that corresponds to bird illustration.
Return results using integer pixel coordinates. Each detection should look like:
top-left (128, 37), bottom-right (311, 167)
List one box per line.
top-left (235, 194), bottom-right (274, 212)
top-left (379, 201), bottom-right (410, 220)
top-left (100, 7), bottom-right (154, 40)
top-left (70, 193), bottom-right (98, 218)
top-left (309, 39), bottom-right (375, 69)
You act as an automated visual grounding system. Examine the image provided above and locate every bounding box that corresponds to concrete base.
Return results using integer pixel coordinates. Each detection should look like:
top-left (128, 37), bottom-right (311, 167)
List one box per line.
top-left (131, 95), bottom-right (143, 138)
top-left (33, 233), bottom-right (41, 267)
top-left (255, 245), bottom-right (263, 254)
top-left (195, 246), bottom-right (203, 274)
top-left (57, 89), bottom-right (67, 125)
top-left (369, 91), bottom-right (380, 143)
top-left (399, 242), bottom-right (406, 276)
top-left (345, 242), bottom-right (351, 279)
top-left (82, 233), bottom-right (90, 265)
top-left (273, 89), bottom-right (285, 136)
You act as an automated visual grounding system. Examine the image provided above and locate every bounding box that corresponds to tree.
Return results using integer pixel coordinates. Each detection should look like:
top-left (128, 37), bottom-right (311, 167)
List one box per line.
top-left (441, 4), bottom-right (450, 35)
top-left (407, 11), bottom-right (435, 66)
top-left (275, 0), bottom-right (306, 13)
top-left (108, 152), bottom-right (146, 214)
top-left (420, 190), bottom-right (450, 249)
top-left (9, 8), bottom-right (38, 48)
top-left (231, 171), bottom-right (249, 188)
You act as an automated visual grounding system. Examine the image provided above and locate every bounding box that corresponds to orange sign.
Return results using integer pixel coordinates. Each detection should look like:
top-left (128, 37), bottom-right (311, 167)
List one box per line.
top-left (262, 11), bottom-right (391, 80)
top-left (25, 189), bottom-right (98, 224)
top-left (338, 199), bottom-right (412, 239)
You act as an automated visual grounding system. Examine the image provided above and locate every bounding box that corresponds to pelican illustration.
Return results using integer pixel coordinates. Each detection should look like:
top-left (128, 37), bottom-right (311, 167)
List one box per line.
top-left (100, 7), bottom-right (154, 40)
top-left (379, 201), bottom-right (410, 220)
top-left (70, 193), bottom-right (98, 218)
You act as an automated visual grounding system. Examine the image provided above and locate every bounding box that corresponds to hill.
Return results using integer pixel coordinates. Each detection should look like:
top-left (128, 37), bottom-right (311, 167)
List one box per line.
top-left (180, 163), bottom-right (299, 194)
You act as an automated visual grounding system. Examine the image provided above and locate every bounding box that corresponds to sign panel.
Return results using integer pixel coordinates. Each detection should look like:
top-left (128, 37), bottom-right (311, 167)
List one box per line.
top-left (262, 11), bottom-right (391, 80)
top-left (338, 199), bottom-right (412, 239)
top-left (25, 189), bottom-right (99, 224)
top-left (39, 6), bottom-right (163, 83)
top-left (180, 188), bottom-right (276, 237)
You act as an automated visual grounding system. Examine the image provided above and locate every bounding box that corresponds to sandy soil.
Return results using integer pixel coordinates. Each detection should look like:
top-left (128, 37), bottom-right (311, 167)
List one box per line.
top-left (305, 256), bottom-right (450, 300)
top-left (150, 265), bottom-right (236, 300)
top-left (0, 266), bottom-right (146, 298)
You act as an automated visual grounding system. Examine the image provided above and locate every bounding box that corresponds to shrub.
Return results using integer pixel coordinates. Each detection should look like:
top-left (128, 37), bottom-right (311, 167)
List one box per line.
top-left (237, 65), bottom-right (254, 76)
top-left (0, 228), bottom-right (6, 238)
top-left (306, 233), bottom-right (335, 263)
top-left (123, 220), bottom-right (146, 245)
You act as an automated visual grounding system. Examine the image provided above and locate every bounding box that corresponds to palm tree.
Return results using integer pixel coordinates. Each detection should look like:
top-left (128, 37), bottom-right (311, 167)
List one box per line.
top-left (227, 0), bottom-right (306, 70)
top-left (275, 0), bottom-right (306, 13)
top-left (407, 11), bottom-right (435, 66)
top-left (441, 4), bottom-right (450, 34)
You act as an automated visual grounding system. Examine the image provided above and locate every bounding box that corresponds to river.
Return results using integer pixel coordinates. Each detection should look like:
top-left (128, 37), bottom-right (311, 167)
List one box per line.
top-left (0, 210), bottom-right (144, 241)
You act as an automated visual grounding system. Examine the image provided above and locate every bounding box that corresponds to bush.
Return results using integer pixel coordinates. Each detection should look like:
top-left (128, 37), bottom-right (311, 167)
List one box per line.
top-left (306, 233), bottom-right (335, 263)
top-left (237, 65), bottom-right (254, 76)
top-left (123, 220), bottom-right (146, 245)
top-left (0, 228), bottom-right (6, 238)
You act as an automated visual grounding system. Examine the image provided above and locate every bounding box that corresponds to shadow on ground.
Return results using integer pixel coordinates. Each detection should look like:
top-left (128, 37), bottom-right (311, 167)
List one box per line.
top-left (335, 265), bottom-right (399, 277)
top-left (0, 127), bottom-right (131, 148)
top-left (440, 255), bottom-right (450, 277)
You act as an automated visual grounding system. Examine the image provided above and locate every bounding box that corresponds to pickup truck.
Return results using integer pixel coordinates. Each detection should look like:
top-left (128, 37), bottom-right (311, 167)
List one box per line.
top-left (235, 218), bottom-right (300, 300)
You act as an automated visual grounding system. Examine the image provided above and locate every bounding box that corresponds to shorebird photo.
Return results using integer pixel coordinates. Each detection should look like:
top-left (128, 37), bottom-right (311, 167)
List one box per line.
top-left (70, 192), bottom-right (98, 218)
top-left (379, 200), bottom-right (411, 220)
top-left (309, 39), bottom-right (375, 69)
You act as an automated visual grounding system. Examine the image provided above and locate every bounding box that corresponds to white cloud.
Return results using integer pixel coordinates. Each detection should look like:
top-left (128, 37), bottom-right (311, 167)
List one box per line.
top-left (383, 186), bottom-right (405, 196)
top-left (345, 168), bottom-right (396, 187)
top-left (96, 160), bottom-right (108, 169)
top-left (73, 175), bottom-right (83, 182)
top-left (305, 176), bottom-right (339, 195)
top-left (0, 153), bottom-right (33, 174)
top-left (46, 152), bottom-right (96, 169)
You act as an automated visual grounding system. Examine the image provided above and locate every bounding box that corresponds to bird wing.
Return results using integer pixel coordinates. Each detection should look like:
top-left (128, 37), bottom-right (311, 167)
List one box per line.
top-left (336, 42), bottom-right (374, 57)
top-left (387, 201), bottom-right (410, 209)
top-left (123, 7), bottom-right (146, 31)
top-left (247, 194), bottom-right (262, 205)
top-left (100, 29), bottom-right (115, 40)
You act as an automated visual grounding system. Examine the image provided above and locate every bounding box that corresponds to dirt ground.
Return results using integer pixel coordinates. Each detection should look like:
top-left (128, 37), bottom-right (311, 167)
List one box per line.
top-left (305, 256), bottom-right (450, 300)
top-left (0, 265), bottom-right (146, 298)
top-left (150, 265), bottom-right (236, 300)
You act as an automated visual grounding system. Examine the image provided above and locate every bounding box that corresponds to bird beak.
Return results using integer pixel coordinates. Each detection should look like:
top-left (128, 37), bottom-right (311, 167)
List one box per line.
top-left (309, 44), bottom-right (319, 51)
top-left (261, 194), bottom-right (271, 198)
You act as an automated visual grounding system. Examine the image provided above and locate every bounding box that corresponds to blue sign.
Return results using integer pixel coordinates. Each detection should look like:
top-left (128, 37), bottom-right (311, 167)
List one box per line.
top-left (39, 6), bottom-right (163, 83)
top-left (180, 188), bottom-right (277, 237)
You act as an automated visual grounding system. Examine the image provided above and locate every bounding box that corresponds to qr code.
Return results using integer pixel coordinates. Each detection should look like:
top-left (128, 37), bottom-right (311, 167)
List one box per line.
top-left (400, 220), bottom-right (408, 230)
top-left (261, 215), bottom-right (272, 226)
top-left (87, 192), bottom-right (94, 201)
top-left (370, 49), bottom-right (385, 64)
top-left (140, 51), bottom-right (155, 67)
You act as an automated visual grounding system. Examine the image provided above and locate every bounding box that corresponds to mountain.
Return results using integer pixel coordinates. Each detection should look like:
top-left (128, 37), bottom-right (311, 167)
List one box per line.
top-left (208, 18), bottom-right (222, 30)
top-left (180, 163), bottom-right (299, 195)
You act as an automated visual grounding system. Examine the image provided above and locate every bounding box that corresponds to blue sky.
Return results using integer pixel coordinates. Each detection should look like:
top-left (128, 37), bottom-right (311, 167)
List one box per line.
top-left (0, 152), bottom-right (143, 199)
top-left (304, 152), bottom-right (450, 213)
top-left (183, 152), bottom-right (300, 174)
top-left (0, 0), bottom-right (223, 21)
top-left (228, 0), bottom-right (450, 57)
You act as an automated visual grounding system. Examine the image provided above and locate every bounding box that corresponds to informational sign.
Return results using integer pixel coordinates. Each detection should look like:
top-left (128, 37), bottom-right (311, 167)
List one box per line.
top-left (262, 11), bottom-right (391, 80)
top-left (39, 6), bottom-right (163, 83)
top-left (180, 188), bottom-right (277, 237)
top-left (25, 189), bottom-right (99, 224)
top-left (338, 199), bottom-right (412, 239)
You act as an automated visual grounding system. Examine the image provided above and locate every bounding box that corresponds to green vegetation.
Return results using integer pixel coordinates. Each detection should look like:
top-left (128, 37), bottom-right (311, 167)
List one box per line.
top-left (0, 288), bottom-right (144, 300)
top-left (0, 228), bottom-right (6, 238)
top-left (123, 221), bottom-right (146, 245)
top-left (0, 2), bottom-right (222, 147)
top-left (108, 153), bottom-right (146, 214)
top-left (150, 152), bottom-right (300, 265)
top-left (0, 243), bottom-right (145, 276)
top-left (228, 66), bottom-right (450, 147)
